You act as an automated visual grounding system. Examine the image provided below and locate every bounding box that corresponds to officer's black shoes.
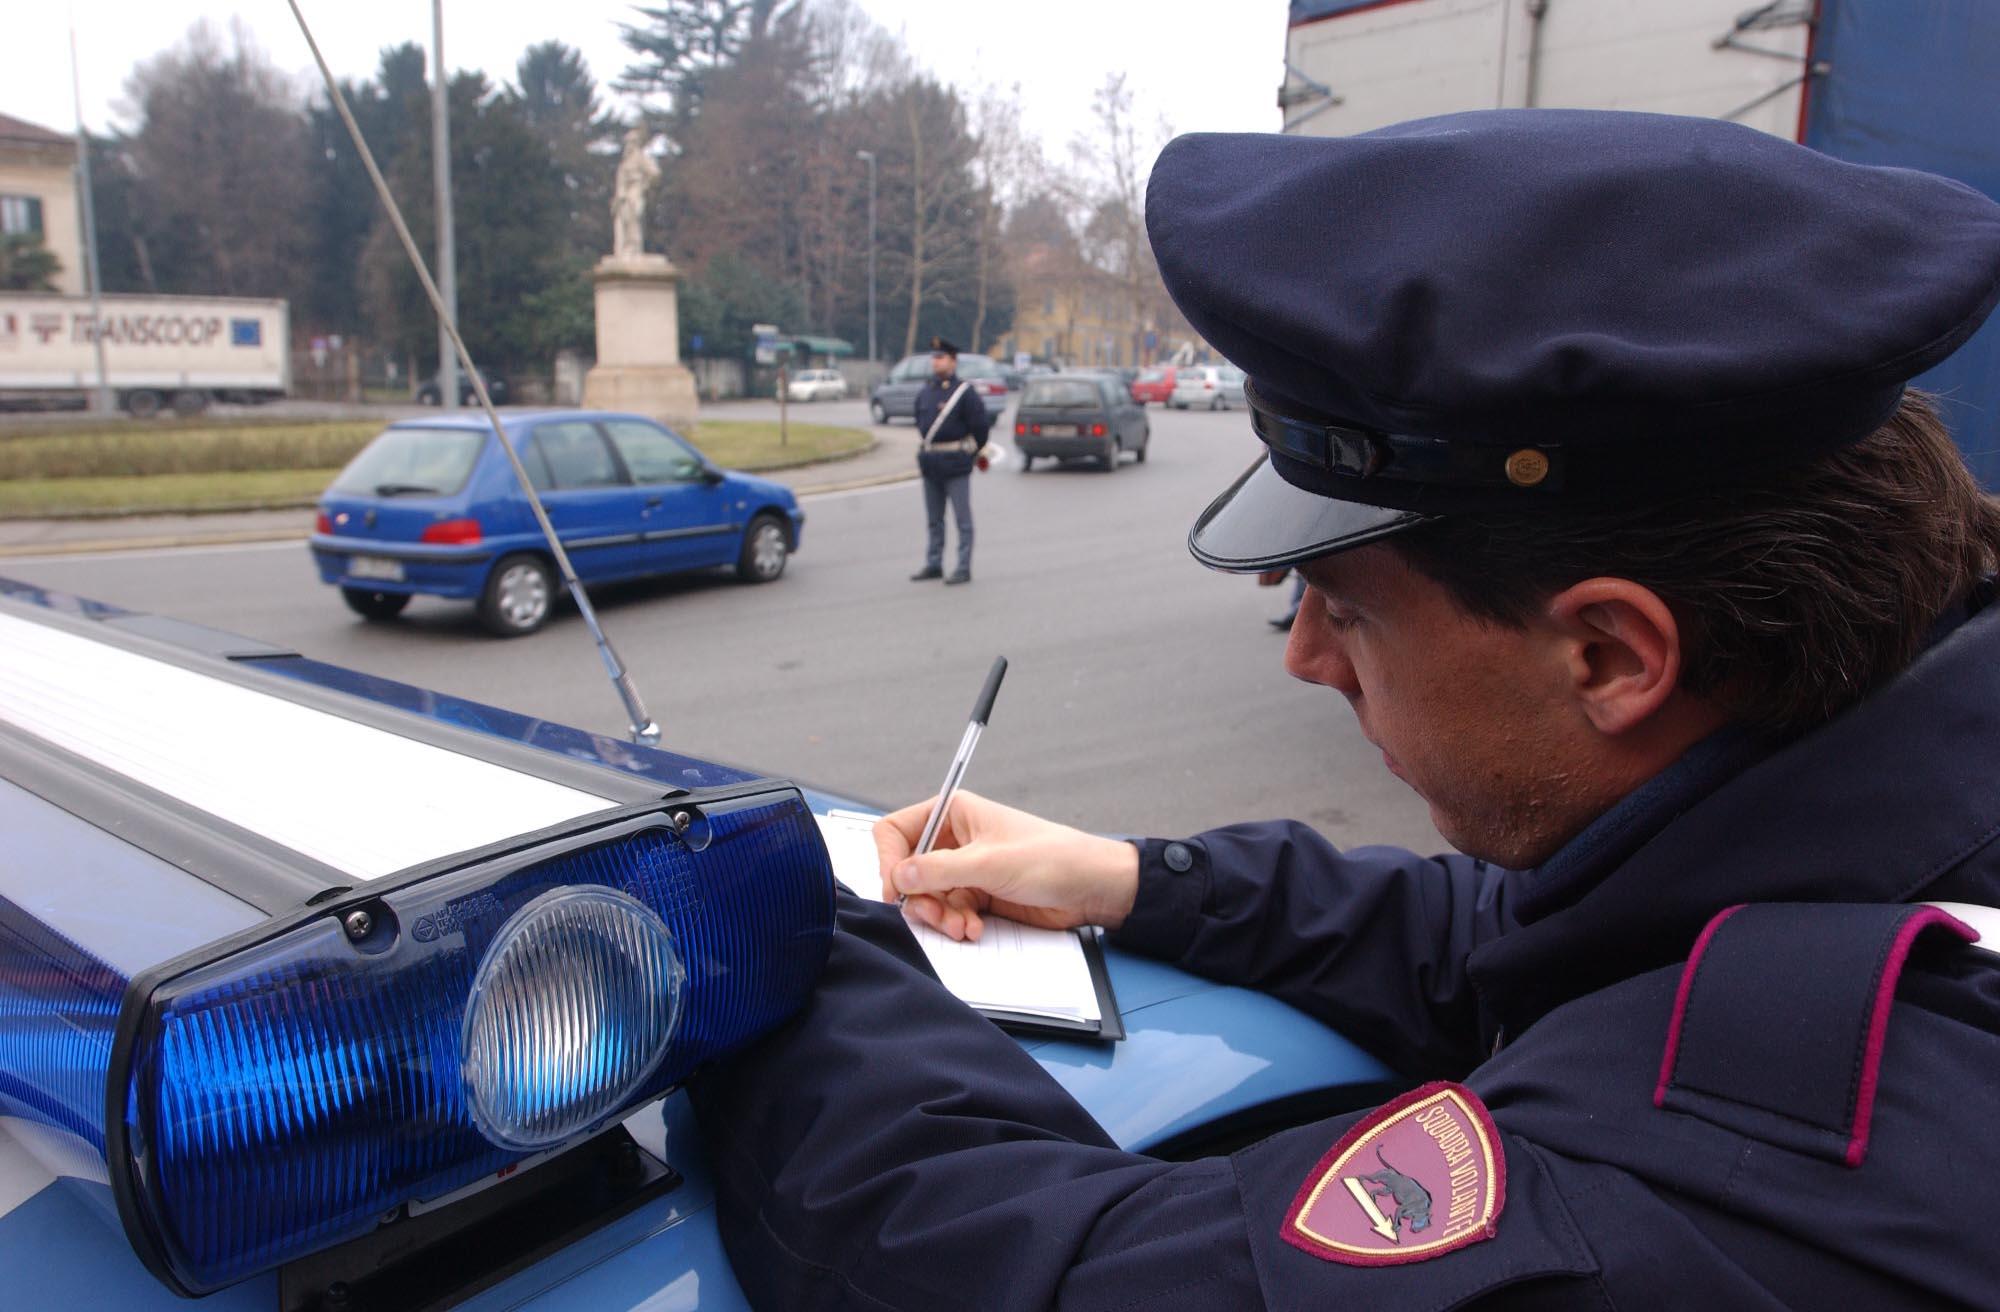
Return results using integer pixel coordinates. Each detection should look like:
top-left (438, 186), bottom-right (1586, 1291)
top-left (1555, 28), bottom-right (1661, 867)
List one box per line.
top-left (945, 570), bottom-right (972, 586)
top-left (909, 566), bottom-right (944, 581)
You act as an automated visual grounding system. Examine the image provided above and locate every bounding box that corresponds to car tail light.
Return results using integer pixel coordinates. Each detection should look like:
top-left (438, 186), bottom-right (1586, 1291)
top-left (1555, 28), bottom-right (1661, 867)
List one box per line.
top-left (1031, 423), bottom-right (1042, 436)
top-left (1015, 422), bottom-right (1026, 436)
top-left (422, 518), bottom-right (483, 545)
top-left (1090, 423), bottom-right (1107, 437)
top-left (0, 786), bottom-right (838, 1297)
top-left (1203, 380), bottom-right (1215, 389)
top-left (316, 511), bottom-right (333, 534)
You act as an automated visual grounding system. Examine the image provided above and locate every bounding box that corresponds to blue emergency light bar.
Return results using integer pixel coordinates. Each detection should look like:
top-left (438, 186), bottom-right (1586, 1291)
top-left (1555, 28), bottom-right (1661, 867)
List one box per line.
top-left (0, 789), bottom-right (838, 1296)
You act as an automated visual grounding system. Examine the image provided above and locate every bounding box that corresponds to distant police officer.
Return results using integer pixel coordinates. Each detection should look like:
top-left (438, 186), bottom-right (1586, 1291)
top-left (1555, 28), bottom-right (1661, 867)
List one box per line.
top-left (692, 111), bottom-right (2000, 1308)
top-left (909, 336), bottom-right (991, 586)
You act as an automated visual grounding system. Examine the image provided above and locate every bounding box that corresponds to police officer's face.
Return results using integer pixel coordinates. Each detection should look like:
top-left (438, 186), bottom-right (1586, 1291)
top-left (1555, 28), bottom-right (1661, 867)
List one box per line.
top-left (1287, 547), bottom-right (1615, 867)
top-left (930, 353), bottom-right (953, 377)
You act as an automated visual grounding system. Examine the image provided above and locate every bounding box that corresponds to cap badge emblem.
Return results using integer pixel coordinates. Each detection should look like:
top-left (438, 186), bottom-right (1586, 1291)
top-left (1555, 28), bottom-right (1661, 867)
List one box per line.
top-left (1504, 449), bottom-right (1551, 487)
top-left (1282, 1082), bottom-right (1504, 1266)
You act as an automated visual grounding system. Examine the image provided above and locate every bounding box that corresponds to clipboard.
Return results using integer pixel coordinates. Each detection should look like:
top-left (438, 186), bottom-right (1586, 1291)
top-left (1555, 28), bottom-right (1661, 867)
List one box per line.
top-left (969, 927), bottom-right (1125, 1043)
top-left (813, 810), bottom-right (1125, 1042)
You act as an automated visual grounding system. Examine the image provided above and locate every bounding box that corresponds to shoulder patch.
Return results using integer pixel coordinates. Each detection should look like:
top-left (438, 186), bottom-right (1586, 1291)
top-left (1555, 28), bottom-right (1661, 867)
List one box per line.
top-left (1282, 1082), bottom-right (1505, 1266)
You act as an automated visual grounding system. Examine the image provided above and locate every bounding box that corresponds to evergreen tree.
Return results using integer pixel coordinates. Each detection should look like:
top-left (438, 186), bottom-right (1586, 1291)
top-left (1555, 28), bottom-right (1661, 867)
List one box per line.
top-left (0, 235), bottom-right (62, 292)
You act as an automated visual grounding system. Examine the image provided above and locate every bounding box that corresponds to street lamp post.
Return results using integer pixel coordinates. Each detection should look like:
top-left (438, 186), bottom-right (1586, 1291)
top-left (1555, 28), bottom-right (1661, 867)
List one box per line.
top-left (432, 0), bottom-right (459, 410)
top-left (855, 149), bottom-right (877, 365)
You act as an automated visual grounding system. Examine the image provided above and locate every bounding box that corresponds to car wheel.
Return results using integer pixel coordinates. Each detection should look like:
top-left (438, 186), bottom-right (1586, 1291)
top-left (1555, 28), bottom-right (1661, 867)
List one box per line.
top-left (478, 554), bottom-right (554, 637)
top-left (123, 389), bottom-right (164, 419)
top-left (870, 400), bottom-right (888, 424)
top-left (170, 390), bottom-right (210, 417)
top-left (1136, 435), bottom-right (1148, 463)
top-left (1172, 400), bottom-right (1186, 410)
top-left (341, 587), bottom-right (409, 621)
top-left (1209, 395), bottom-right (1222, 411)
top-left (737, 513), bottom-right (789, 582)
top-left (1019, 454), bottom-right (1034, 473)
top-left (1103, 440), bottom-right (1120, 472)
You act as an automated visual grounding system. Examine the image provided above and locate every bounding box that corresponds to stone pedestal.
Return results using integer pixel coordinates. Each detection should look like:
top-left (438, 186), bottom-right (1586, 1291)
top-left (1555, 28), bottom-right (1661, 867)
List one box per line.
top-left (582, 254), bottom-right (699, 430)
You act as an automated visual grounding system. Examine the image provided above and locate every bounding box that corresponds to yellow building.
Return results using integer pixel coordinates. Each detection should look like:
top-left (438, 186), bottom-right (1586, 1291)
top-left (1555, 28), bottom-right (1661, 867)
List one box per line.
top-left (0, 113), bottom-right (83, 295)
top-left (996, 245), bottom-right (1151, 369)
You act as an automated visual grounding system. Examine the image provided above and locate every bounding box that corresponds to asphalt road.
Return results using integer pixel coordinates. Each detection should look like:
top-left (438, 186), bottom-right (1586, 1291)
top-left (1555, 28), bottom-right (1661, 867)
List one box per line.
top-left (3, 403), bottom-right (1448, 854)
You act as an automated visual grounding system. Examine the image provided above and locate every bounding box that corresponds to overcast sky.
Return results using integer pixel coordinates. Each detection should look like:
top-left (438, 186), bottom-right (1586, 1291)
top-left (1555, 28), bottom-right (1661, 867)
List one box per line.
top-left (5, 2), bottom-right (1289, 173)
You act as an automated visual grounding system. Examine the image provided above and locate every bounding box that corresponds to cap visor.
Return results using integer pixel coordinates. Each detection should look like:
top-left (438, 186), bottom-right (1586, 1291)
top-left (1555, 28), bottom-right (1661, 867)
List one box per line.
top-left (1188, 454), bottom-right (1429, 572)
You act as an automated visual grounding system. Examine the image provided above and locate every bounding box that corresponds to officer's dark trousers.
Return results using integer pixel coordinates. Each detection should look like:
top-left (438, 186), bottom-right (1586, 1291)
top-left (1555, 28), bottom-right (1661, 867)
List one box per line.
top-left (922, 473), bottom-right (973, 574)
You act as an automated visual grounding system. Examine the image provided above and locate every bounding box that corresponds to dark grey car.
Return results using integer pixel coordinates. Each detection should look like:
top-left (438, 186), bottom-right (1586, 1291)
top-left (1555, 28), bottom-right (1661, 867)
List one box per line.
top-left (1013, 373), bottom-right (1150, 472)
top-left (869, 352), bottom-right (1009, 423)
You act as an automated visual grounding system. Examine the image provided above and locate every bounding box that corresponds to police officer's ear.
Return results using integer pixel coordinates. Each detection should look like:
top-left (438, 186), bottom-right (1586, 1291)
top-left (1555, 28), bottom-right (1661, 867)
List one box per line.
top-left (1542, 578), bottom-right (1685, 737)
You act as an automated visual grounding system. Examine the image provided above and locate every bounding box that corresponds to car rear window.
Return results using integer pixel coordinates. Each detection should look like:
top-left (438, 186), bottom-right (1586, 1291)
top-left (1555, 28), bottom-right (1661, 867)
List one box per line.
top-left (1138, 368), bottom-right (1167, 381)
top-left (330, 427), bottom-right (485, 497)
top-left (1022, 379), bottom-right (1105, 408)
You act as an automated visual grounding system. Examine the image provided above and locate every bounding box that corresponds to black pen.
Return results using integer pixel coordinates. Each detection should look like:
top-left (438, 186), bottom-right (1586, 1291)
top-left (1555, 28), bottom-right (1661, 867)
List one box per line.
top-left (905, 656), bottom-right (1008, 900)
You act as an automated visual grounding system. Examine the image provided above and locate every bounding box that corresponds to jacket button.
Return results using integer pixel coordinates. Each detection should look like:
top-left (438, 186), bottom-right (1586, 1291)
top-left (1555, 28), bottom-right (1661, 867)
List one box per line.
top-left (1163, 843), bottom-right (1194, 873)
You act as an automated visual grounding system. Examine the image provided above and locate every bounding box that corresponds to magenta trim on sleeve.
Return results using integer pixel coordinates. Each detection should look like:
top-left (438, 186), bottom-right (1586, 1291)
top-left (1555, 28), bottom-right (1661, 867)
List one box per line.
top-left (1842, 907), bottom-right (1976, 1167)
top-left (1653, 904), bottom-right (1748, 1108)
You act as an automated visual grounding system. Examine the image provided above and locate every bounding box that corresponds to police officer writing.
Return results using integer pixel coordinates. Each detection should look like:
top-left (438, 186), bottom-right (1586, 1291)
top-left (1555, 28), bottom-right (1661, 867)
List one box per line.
top-left (909, 336), bottom-right (990, 586)
top-left (690, 111), bottom-right (2000, 1308)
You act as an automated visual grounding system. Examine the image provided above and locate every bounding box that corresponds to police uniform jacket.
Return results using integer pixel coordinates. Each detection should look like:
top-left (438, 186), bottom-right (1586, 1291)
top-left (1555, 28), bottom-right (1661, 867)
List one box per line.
top-left (689, 584), bottom-right (2000, 1309)
top-left (914, 374), bottom-right (991, 479)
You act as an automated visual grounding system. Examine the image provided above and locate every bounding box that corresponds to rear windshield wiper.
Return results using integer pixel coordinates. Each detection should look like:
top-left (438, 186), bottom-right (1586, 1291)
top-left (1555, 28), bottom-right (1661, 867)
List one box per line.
top-left (374, 482), bottom-right (443, 496)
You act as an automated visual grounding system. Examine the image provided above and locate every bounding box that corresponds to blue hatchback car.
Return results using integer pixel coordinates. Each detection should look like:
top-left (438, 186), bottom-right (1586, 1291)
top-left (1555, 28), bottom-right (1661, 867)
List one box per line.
top-left (309, 410), bottom-right (805, 636)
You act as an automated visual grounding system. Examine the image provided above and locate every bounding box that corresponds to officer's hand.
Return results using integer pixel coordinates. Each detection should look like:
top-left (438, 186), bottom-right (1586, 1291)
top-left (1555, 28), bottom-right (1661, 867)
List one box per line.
top-left (873, 791), bottom-right (1140, 942)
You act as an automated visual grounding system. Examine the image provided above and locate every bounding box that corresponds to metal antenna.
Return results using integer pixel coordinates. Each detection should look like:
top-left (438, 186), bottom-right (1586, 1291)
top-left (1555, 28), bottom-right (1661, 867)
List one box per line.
top-left (283, 0), bottom-right (660, 745)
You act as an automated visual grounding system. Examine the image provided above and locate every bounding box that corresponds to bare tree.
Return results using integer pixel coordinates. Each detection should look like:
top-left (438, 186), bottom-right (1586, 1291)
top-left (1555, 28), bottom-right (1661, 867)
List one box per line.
top-left (966, 83), bottom-right (1042, 354)
top-left (895, 78), bottom-right (978, 357)
top-left (117, 20), bottom-right (314, 302)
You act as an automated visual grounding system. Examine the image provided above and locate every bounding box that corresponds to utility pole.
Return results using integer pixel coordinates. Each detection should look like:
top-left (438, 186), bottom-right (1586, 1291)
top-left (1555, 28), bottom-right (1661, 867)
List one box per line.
top-left (69, 22), bottom-right (110, 415)
top-left (431, 0), bottom-right (459, 410)
top-left (856, 149), bottom-right (877, 364)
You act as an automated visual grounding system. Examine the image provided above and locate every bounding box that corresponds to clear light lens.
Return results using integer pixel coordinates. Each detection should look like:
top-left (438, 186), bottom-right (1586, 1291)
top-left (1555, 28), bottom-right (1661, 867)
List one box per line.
top-left (461, 886), bottom-right (685, 1150)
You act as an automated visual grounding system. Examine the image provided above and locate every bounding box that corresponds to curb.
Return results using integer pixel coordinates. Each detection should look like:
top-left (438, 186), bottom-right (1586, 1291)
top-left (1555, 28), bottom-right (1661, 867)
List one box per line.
top-left (0, 528), bottom-right (310, 558)
top-left (0, 468), bottom-right (921, 558)
top-left (796, 468), bottom-right (919, 497)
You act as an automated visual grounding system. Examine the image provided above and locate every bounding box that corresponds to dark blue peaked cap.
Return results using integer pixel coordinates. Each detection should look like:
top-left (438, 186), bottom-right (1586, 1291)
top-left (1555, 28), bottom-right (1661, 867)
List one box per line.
top-left (1147, 110), bottom-right (2000, 572)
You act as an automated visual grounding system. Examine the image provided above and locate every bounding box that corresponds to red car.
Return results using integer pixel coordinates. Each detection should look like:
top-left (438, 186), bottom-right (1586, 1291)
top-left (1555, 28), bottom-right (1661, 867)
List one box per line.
top-left (1129, 365), bottom-right (1176, 406)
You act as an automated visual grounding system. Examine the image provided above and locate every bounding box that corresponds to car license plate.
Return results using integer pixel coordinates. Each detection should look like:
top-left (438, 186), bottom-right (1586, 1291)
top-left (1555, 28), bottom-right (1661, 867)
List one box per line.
top-left (348, 555), bottom-right (405, 582)
top-left (1044, 424), bottom-right (1078, 437)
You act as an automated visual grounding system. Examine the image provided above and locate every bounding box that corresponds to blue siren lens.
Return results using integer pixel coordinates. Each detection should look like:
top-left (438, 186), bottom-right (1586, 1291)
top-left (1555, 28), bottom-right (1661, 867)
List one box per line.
top-left (462, 886), bottom-right (686, 1150)
top-left (115, 789), bottom-right (835, 1295)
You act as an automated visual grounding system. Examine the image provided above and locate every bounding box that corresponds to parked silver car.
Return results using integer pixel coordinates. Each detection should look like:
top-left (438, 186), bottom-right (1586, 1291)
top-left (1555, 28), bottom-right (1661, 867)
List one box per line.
top-left (784, 369), bottom-right (849, 402)
top-left (1169, 364), bottom-right (1246, 410)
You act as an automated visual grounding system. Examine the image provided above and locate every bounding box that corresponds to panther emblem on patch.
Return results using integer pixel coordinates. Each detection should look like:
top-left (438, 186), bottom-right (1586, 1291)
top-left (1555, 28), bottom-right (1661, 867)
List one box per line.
top-left (1282, 1082), bottom-right (1504, 1266)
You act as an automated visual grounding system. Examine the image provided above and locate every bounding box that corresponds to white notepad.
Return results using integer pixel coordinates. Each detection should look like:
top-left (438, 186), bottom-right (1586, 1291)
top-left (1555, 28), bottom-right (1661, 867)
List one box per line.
top-left (814, 809), bottom-right (1102, 1025)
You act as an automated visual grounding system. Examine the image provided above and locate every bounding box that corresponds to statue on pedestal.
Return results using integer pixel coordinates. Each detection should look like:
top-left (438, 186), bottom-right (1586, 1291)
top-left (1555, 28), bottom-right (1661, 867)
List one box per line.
top-left (585, 124), bottom-right (696, 428)
top-left (612, 126), bottom-right (660, 259)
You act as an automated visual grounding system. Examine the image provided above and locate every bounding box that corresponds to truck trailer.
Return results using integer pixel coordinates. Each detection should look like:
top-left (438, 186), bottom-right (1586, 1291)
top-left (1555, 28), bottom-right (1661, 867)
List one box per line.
top-left (0, 291), bottom-right (289, 417)
top-left (1281, 0), bottom-right (2000, 485)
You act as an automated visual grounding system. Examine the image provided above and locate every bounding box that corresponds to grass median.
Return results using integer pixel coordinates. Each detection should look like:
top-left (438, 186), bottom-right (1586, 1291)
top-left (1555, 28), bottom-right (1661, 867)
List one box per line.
top-left (0, 416), bottom-right (872, 518)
